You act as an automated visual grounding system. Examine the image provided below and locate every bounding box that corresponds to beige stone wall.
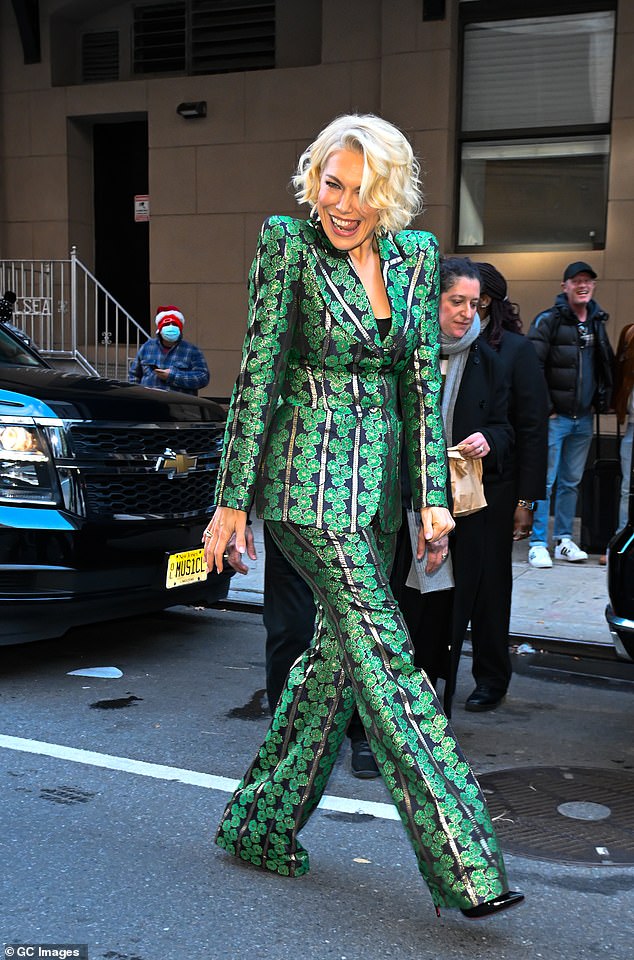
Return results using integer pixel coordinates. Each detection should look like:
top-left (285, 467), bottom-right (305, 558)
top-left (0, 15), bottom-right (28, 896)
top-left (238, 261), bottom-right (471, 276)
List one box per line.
top-left (1, 0), bottom-right (633, 395)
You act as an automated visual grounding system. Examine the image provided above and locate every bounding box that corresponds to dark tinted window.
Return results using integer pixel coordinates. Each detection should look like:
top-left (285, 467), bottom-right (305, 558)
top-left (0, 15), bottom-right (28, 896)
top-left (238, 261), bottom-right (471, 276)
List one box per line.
top-left (0, 325), bottom-right (47, 368)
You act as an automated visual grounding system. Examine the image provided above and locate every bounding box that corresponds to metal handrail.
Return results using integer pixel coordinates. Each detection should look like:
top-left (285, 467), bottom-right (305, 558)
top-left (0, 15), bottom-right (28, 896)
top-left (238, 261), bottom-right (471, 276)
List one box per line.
top-left (70, 247), bottom-right (150, 379)
top-left (0, 248), bottom-right (151, 379)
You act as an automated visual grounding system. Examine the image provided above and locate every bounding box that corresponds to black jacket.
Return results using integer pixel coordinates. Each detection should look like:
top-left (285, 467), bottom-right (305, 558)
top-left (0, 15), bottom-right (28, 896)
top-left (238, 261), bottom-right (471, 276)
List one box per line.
top-left (399, 337), bottom-right (513, 505)
top-left (451, 337), bottom-right (513, 482)
top-left (527, 294), bottom-right (614, 416)
top-left (391, 336), bottom-right (512, 714)
top-left (483, 331), bottom-right (548, 502)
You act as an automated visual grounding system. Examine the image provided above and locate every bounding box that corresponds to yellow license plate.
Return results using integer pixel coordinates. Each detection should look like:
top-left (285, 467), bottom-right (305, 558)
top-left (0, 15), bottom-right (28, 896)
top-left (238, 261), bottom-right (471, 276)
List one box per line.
top-left (166, 548), bottom-right (208, 589)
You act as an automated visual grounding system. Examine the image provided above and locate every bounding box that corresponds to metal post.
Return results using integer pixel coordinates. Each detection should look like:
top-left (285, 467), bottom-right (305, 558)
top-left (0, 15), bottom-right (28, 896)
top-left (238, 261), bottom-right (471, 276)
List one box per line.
top-left (70, 246), bottom-right (78, 357)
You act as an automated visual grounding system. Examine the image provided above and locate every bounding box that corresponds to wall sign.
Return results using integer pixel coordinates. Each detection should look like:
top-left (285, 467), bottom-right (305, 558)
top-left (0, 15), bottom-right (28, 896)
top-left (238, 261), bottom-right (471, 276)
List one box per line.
top-left (134, 195), bottom-right (150, 222)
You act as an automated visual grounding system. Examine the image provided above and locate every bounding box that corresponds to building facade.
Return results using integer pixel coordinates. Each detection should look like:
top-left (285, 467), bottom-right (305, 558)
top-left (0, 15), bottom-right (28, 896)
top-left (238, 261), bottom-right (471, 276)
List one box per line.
top-left (1, 0), bottom-right (632, 395)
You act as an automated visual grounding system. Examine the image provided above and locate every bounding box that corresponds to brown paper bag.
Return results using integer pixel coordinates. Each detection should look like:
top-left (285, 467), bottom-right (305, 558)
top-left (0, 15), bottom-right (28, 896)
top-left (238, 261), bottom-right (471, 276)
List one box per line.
top-left (447, 446), bottom-right (487, 517)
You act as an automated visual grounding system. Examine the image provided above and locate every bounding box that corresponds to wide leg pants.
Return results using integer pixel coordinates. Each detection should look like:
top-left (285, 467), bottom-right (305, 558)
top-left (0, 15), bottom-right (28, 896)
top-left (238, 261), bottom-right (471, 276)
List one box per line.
top-left (215, 520), bottom-right (509, 910)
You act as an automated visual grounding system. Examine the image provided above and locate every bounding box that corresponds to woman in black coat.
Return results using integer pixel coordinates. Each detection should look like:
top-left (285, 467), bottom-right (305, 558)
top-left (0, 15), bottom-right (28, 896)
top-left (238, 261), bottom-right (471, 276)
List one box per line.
top-left (464, 262), bottom-right (549, 711)
top-left (391, 257), bottom-right (513, 716)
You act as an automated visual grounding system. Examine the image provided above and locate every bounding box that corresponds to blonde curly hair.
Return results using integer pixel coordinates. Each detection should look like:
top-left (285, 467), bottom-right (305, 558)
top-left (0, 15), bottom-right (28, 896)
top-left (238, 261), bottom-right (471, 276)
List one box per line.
top-left (292, 114), bottom-right (423, 235)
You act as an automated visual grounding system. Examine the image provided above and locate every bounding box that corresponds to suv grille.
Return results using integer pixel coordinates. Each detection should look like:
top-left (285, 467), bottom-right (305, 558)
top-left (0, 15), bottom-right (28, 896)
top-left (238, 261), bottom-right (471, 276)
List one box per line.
top-left (66, 422), bottom-right (225, 520)
top-left (69, 426), bottom-right (221, 458)
top-left (85, 472), bottom-right (215, 519)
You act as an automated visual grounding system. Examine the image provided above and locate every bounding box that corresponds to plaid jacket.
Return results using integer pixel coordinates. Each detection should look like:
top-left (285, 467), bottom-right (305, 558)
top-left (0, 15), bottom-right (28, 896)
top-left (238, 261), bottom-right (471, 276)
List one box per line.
top-left (129, 337), bottom-right (210, 395)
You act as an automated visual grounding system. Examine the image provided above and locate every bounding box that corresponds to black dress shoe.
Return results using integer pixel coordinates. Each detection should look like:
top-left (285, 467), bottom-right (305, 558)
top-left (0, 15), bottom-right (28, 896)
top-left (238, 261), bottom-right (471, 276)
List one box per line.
top-left (350, 738), bottom-right (380, 779)
top-left (461, 890), bottom-right (524, 919)
top-left (465, 685), bottom-right (506, 712)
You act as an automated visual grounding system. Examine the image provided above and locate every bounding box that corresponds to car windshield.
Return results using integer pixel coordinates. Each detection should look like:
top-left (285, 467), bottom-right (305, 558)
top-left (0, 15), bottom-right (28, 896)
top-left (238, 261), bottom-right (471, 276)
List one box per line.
top-left (0, 324), bottom-right (47, 368)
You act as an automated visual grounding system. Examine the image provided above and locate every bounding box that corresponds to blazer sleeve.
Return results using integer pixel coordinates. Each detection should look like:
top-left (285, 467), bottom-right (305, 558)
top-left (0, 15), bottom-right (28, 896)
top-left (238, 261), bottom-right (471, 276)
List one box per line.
top-left (214, 217), bottom-right (300, 510)
top-left (511, 337), bottom-right (549, 501)
top-left (399, 236), bottom-right (448, 510)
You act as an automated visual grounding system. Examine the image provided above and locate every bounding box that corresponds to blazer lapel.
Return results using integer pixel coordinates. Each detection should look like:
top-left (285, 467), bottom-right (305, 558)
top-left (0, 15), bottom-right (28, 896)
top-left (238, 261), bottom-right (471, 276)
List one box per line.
top-left (378, 233), bottom-right (415, 352)
top-left (308, 226), bottom-right (422, 353)
top-left (309, 239), bottom-right (378, 349)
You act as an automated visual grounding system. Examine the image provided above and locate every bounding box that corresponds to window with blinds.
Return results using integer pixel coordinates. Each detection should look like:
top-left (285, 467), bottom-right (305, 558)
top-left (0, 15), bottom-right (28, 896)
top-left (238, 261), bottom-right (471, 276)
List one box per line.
top-left (457, 8), bottom-right (616, 250)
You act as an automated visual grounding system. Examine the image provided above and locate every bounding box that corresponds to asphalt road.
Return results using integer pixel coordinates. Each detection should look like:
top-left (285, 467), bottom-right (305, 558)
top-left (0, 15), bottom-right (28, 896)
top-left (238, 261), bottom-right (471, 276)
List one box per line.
top-left (1, 605), bottom-right (633, 960)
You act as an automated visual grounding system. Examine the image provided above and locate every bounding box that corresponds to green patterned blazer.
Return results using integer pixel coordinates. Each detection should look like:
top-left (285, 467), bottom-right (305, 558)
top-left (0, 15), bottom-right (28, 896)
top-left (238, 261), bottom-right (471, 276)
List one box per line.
top-left (215, 216), bottom-right (447, 533)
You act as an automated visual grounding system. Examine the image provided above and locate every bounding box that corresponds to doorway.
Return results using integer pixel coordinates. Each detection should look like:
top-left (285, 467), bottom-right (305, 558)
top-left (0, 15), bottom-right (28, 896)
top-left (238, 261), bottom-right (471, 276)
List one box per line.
top-left (93, 118), bottom-right (149, 331)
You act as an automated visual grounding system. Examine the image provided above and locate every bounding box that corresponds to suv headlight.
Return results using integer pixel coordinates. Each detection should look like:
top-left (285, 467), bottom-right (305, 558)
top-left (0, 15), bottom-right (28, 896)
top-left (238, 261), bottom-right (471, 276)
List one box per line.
top-left (0, 423), bottom-right (59, 504)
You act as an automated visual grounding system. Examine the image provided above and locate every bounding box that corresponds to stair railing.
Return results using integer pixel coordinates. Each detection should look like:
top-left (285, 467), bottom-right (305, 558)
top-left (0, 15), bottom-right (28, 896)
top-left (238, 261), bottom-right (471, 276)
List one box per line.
top-left (0, 248), bottom-right (150, 379)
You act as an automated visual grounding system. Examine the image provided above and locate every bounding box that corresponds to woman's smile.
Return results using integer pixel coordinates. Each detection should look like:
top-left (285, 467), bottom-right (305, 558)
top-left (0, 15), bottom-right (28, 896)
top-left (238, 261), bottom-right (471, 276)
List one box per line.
top-left (329, 214), bottom-right (362, 236)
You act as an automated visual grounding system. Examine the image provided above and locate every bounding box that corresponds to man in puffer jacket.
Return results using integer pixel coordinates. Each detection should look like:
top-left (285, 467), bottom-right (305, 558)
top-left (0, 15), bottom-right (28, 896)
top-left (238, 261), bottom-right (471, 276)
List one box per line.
top-left (526, 262), bottom-right (614, 568)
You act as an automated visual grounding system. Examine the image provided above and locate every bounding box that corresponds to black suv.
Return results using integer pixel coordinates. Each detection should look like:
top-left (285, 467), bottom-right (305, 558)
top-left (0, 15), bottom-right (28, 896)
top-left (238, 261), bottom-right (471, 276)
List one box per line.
top-left (606, 512), bottom-right (634, 661)
top-left (0, 323), bottom-right (232, 644)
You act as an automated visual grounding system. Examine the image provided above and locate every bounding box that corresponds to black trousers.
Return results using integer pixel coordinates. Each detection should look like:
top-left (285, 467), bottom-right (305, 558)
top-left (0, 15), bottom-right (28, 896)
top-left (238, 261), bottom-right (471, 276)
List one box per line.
top-left (263, 522), bottom-right (365, 741)
top-left (468, 479), bottom-right (515, 694)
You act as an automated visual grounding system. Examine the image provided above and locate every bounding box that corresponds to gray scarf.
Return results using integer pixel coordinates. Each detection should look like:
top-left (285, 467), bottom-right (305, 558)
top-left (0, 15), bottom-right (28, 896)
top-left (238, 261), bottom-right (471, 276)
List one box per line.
top-left (404, 314), bottom-right (481, 595)
top-left (440, 313), bottom-right (481, 446)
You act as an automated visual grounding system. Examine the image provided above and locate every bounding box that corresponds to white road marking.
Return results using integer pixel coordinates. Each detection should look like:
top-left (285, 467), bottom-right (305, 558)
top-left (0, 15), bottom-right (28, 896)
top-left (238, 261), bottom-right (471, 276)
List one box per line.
top-left (0, 733), bottom-right (400, 821)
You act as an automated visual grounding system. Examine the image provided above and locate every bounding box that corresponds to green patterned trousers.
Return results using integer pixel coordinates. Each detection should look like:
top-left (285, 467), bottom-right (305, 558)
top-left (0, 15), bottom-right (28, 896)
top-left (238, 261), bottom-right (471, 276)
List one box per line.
top-left (215, 520), bottom-right (509, 910)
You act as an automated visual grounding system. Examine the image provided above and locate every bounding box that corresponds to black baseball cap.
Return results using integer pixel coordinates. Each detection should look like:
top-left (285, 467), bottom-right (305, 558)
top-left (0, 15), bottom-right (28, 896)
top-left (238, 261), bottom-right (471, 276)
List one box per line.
top-left (563, 261), bottom-right (597, 282)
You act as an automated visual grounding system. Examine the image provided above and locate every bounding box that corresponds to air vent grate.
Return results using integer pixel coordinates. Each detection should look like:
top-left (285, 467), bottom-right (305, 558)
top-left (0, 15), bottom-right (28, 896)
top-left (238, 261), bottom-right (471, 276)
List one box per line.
top-left (81, 31), bottom-right (120, 83)
top-left (133, 2), bottom-right (187, 75)
top-left (133, 0), bottom-right (274, 76)
top-left (191, 0), bottom-right (274, 75)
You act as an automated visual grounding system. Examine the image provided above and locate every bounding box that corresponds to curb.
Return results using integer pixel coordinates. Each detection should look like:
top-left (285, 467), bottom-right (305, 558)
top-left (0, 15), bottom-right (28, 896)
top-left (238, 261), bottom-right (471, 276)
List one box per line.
top-left (215, 598), bottom-right (620, 663)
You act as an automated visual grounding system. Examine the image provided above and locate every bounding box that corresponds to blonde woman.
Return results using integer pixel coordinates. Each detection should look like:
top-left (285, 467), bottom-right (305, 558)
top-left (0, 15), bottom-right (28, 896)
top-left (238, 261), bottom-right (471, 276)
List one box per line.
top-left (203, 114), bottom-right (523, 919)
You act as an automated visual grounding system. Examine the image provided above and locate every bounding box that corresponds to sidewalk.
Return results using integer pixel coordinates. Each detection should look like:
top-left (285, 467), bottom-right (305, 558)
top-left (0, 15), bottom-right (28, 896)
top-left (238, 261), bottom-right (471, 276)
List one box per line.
top-left (227, 518), bottom-right (613, 653)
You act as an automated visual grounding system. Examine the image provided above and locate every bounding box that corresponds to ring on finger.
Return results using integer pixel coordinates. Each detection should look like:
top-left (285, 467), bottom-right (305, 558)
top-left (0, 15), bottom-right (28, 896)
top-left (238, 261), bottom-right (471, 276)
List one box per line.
top-left (203, 530), bottom-right (212, 538)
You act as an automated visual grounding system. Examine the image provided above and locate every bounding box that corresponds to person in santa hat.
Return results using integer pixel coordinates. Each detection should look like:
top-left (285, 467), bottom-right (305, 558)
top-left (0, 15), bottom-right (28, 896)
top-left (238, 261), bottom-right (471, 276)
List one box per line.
top-left (129, 305), bottom-right (210, 395)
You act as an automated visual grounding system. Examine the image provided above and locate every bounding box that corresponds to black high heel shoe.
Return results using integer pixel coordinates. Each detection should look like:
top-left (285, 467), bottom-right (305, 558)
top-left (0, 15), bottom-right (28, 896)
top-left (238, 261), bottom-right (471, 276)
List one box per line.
top-left (460, 891), bottom-right (525, 919)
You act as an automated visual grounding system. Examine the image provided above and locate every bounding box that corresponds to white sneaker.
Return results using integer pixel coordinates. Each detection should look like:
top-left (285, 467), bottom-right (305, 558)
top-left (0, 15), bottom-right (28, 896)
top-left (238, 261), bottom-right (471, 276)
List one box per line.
top-left (554, 538), bottom-right (588, 563)
top-left (528, 545), bottom-right (553, 568)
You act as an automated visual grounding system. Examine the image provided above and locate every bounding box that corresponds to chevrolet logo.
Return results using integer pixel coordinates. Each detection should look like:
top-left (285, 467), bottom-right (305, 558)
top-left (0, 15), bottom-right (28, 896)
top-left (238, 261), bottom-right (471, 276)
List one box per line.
top-left (155, 449), bottom-right (198, 476)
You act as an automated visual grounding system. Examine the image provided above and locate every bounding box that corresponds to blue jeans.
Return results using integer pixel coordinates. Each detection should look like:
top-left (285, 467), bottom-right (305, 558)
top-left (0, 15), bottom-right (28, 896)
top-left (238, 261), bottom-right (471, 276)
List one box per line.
top-left (619, 421), bottom-right (633, 530)
top-left (531, 413), bottom-right (593, 547)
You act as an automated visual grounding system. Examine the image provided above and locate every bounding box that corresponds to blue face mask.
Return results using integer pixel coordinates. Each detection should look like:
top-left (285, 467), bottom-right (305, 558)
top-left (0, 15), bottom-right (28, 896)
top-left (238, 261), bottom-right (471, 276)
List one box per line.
top-left (160, 324), bottom-right (181, 343)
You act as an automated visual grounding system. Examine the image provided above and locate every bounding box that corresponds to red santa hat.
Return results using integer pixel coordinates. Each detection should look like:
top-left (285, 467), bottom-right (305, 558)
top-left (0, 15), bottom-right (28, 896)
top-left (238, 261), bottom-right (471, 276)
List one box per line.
top-left (155, 306), bottom-right (185, 333)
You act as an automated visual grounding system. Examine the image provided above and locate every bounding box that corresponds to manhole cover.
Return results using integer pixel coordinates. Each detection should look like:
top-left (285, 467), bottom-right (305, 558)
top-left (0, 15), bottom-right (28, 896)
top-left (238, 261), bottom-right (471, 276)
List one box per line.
top-left (478, 766), bottom-right (634, 865)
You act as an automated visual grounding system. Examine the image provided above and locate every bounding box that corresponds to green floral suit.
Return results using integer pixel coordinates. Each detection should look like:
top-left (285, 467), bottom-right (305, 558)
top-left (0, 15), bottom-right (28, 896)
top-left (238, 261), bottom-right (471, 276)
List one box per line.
top-left (214, 216), bottom-right (509, 911)
top-left (215, 216), bottom-right (447, 531)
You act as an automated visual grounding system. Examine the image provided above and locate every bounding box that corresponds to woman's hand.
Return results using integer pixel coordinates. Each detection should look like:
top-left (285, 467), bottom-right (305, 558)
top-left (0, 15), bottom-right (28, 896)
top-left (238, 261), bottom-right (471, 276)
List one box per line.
top-left (457, 432), bottom-right (489, 459)
top-left (224, 526), bottom-right (258, 574)
top-left (513, 505), bottom-right (534, 541)
top-left (202, 507), bottom-right (248, 574)
top-left (421, 534), bottom-right (450, 574)
top-left (418, 506), bottom-right (455, 559)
